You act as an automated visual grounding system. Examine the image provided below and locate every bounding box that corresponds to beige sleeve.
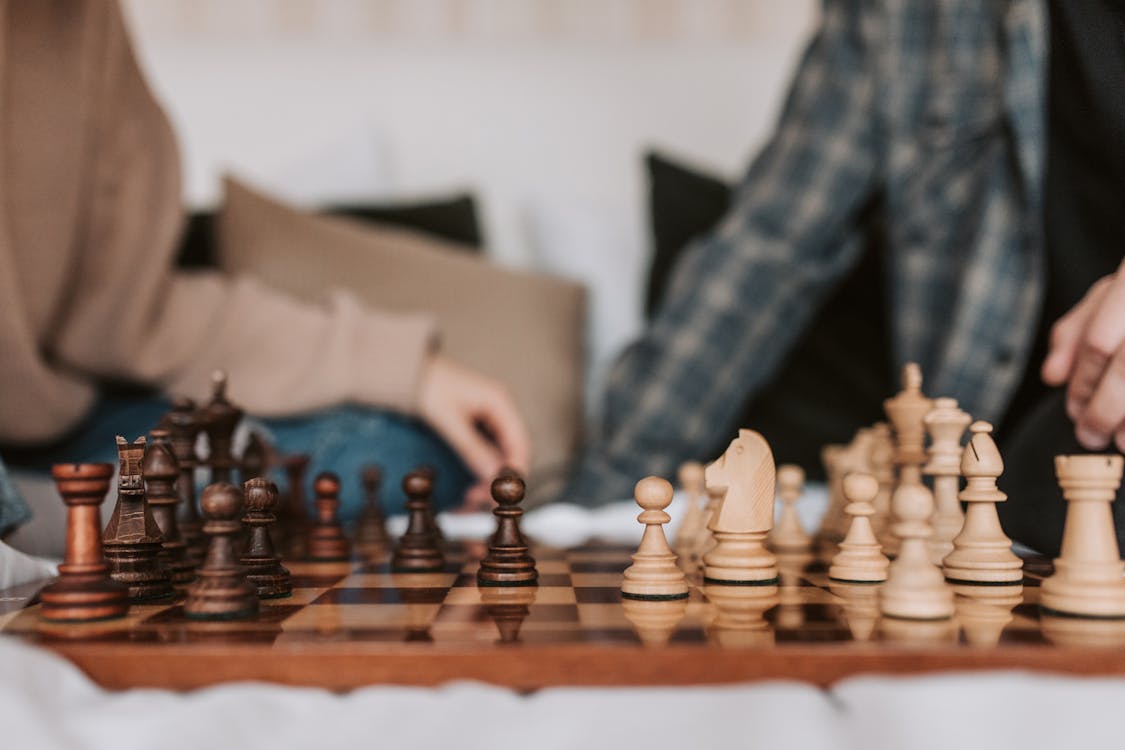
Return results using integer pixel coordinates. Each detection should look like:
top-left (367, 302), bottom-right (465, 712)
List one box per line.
top-left (46, 0), bottom-right (438, 416)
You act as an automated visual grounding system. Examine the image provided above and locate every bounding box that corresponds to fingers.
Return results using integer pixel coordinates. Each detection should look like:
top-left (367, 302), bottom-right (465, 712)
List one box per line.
top-left (475, 384), bottom-right (532, 475)
top-left (1076, 346), bottom-right (1125, 449)
top-left (434, 409), bottom-right (506, 485)
top-left (1066, 277), bottom-right (1125, 422)
top-left (1042, 281), bottom-right (1105, 386)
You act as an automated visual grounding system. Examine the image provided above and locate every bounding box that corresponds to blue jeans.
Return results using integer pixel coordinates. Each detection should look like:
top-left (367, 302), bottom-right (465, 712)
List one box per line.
top-left (2, 396), bottom-right (472, 524)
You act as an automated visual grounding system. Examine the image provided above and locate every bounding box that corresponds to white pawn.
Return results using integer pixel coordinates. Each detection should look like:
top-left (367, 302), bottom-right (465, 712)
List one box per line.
top-left (770, 464), bottom-right (812, 552)
top-left (1041, 454), bottom-right (1125, 618)
top-left (622, 477), bottom-right (689, 601)
top-left (941, 421), bottom-right (1023, 585)
top-left (830, 473), bottom-right (890, 583)
top-left (924, 398), bottom-right (971, 565)
top-left (880, 479), bottom-right (953, 620)
top-left (673, 462), bottom-right (707, 557)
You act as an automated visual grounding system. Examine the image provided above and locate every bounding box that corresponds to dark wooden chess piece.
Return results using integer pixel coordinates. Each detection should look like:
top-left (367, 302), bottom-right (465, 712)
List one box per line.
top-left (200, 370), bottom-right (243, 484)
top-left (240, 478), bottom-right (292, 599)
top-left (478, 474), bottom-right (538, 586)
top-left (307, 472), bottom-right (350, 562)
top-left (241, 432), bottom-right (268, 484)
top-left (392, 470), bottom-right (445, 572)
top-left (162, 397), bottom-right (205, 567)
top-left (280, 453), bottom-right (311, 560)
top-left (144, 431), bottom-right (194, 585)
top-left (355, 465), bottom-right (390, 553)
top-left (103, 436), bottom-right (174, 602)
top-left (39, 464), bottom-right (129, 622)
top-left (416, 464), bottom-right (444, 542)
top-left (184, 483), bottom-right (259, 620)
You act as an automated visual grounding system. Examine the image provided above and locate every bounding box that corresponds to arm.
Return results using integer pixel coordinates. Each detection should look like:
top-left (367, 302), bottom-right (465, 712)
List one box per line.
top-left (565, 0), bottom-right (883, 502)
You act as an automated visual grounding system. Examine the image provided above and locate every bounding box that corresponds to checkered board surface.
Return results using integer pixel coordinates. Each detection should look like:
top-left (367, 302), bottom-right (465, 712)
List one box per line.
top-left (3, 541), bottom-right (1125, 690)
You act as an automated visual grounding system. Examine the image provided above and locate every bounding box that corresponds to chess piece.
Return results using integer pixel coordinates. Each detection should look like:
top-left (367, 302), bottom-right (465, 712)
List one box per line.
top-left (1040, 454), bottom-right (1125, 618)
top-left (868, 422), bottom-right (896, 549)
top-left (770, 464), bottom-right (812, 552)
top-left (306, 472), bottom-right (350, 562)
top-left (673, 461), bottom-right (707, 557)
top-left (103, 436), bottom-right (174, 602)
top-left (200, 370), bottom-right (242, 484)
top-left (480, 585), bottom-right (538, 644)
top-left (143, 431), bottom-right (194, 585)
top-left (280, 453), bottom-right (311, 559)
top-left (392, 470), bottom-right (445, 572)
top-left (879, 480), bottom-right (954, 620)
top-left (829, 473), bottom-right (890, 583)
top-left (622, 598), bottom-right (689, 647)
top-left (817, 443), bottom-right (847, 551)
top-left (355, 465), bottom-right (390, 553)
top-left (184, 483), bottom-right (259, 620)
top-left (162, 397), bottom-right (205, 567)
top-left (883, 363), bottom-right (934, 558)
top-left (941, 422), bottom-right (1023, 585)
top-left (241, 432), bottom-right (268, 483)
top-left (478, 473), bottom-right (538, 586)
top-left (692, 485), bottom-right (725, 567)
top-left (39, 464), bottom-right (129, 622)
top-left (621, 477), bottom-right (689, 600)
top-left (924, 398), bottom-right (971, 565)
top-left (240, 478), bottom-right (292, 599)
top-left (702, 430), bottom-right (779, 586)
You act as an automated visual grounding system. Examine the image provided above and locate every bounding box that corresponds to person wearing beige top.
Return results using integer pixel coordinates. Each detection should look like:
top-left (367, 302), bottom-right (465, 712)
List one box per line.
top-left (0, 0), bottom-right (530, 531)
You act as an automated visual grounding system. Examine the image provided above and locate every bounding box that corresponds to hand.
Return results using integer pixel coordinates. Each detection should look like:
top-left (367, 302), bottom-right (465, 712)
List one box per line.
top-left (416, 354), bottom-right (532, 507)
top-left (1042, 260), bottom-right (1125, 451)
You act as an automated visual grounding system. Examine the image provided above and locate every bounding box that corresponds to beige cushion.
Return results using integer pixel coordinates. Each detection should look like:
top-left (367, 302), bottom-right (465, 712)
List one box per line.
top-left (216, 177), bottom-right (585, 503)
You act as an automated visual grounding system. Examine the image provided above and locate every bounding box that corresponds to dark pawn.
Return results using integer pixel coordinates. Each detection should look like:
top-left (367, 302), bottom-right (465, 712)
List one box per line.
top-left (40, 464), bottom-right (129, 622)
top-left (103, 436), bottom-right (174, 602)
top-left (241, 432), bottom-right (268, 484)
top-left (392, 470), bottom-right (445, 572)
top-left (307, 472), bottom-right (350, 562)
top-left (416, 465), bottom-right (444, 542)
top-left (478, 474), bottom-right (538, 587)
top-left (240, 478), bottom-right (292, 599)
top-left (144, 431), bottom-right (194, 585)
top-left (355, 465), bottom-right (390, 553)
top-left (184, 483), bottom-right (259, 620)
top-left (280, 454), bottom-right (311, 560)
top-left (200, 370), bottom-right (242, 484)
top-left (162, 398), bottom-right (205, 567)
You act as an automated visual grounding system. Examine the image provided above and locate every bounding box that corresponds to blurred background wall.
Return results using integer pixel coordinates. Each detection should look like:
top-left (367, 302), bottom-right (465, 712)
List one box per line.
top-left (122, 0), bottom-right (816, 398)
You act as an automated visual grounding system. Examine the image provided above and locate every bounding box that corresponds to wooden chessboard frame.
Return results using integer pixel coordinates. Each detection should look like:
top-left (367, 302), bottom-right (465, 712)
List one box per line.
top-left (4, 542), bottom-right (1125, 691)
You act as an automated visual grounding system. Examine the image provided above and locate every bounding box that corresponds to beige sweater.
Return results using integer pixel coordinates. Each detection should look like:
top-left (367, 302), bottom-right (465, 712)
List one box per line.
top-left (0, 1), bottom-right (436, 445)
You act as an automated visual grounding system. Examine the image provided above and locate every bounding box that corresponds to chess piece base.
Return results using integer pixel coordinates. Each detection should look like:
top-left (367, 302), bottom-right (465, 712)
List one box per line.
top-left (39, 576), bottom-right (129, 623)
top-left (184, 571), bottom-right (259, 620)
top-left (243, 557), bottom-right (293, 599)
top-left (104, 542), bottom-right (175, 602)
top-left (703, 530), bottom-right (778, 586)
top-left (392, 539), bottom-right (445, 573)
top-left (478, 544), bottom-right (538, 586)
top-left (307, 528), bottom-right (350, 562)
top-left (1041, 560), bottom-right (1125, 618)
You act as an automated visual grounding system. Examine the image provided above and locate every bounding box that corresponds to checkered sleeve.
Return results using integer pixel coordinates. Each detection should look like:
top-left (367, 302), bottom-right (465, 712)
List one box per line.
top-left (563, 0), bottom-right (884, 504)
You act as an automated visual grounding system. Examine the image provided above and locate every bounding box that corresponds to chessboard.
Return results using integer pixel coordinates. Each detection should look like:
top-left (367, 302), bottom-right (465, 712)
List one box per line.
top-left (4, 540), bottom-right (1125, 691)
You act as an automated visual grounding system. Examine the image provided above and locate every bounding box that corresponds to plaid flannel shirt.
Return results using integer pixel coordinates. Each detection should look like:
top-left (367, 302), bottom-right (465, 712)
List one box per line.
top-left (564, 0), bottom-right (1049, 504)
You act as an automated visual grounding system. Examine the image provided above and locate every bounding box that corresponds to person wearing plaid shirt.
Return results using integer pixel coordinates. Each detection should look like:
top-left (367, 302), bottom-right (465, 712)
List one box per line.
top-left (565, 0), bottom-right (1125, 555)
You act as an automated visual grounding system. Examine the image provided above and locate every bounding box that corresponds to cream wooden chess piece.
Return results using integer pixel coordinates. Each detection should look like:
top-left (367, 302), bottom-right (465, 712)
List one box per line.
top-left (883, 363), bottom-right (934, 559)
top-left (941, 421), bottom-right (1023, 585)
top-left (924, 398), bottom-right (971, 565)
top-left (621, 477), bottom-right (689, 601)
top-left (879, 476), bottom-right (954, 620)
top-left (1040, 454), bottom-right (1125, 618)
top-left (703, 429), bottom-right (779, 586)
top-left (770, 464), bottom-right (812, 552)
top-left (829, 473), bottom-right (890, 583)
top-left (673, 461), bottom-right (708, 558)
top-left (869, 422), bottom-right (896, 545)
